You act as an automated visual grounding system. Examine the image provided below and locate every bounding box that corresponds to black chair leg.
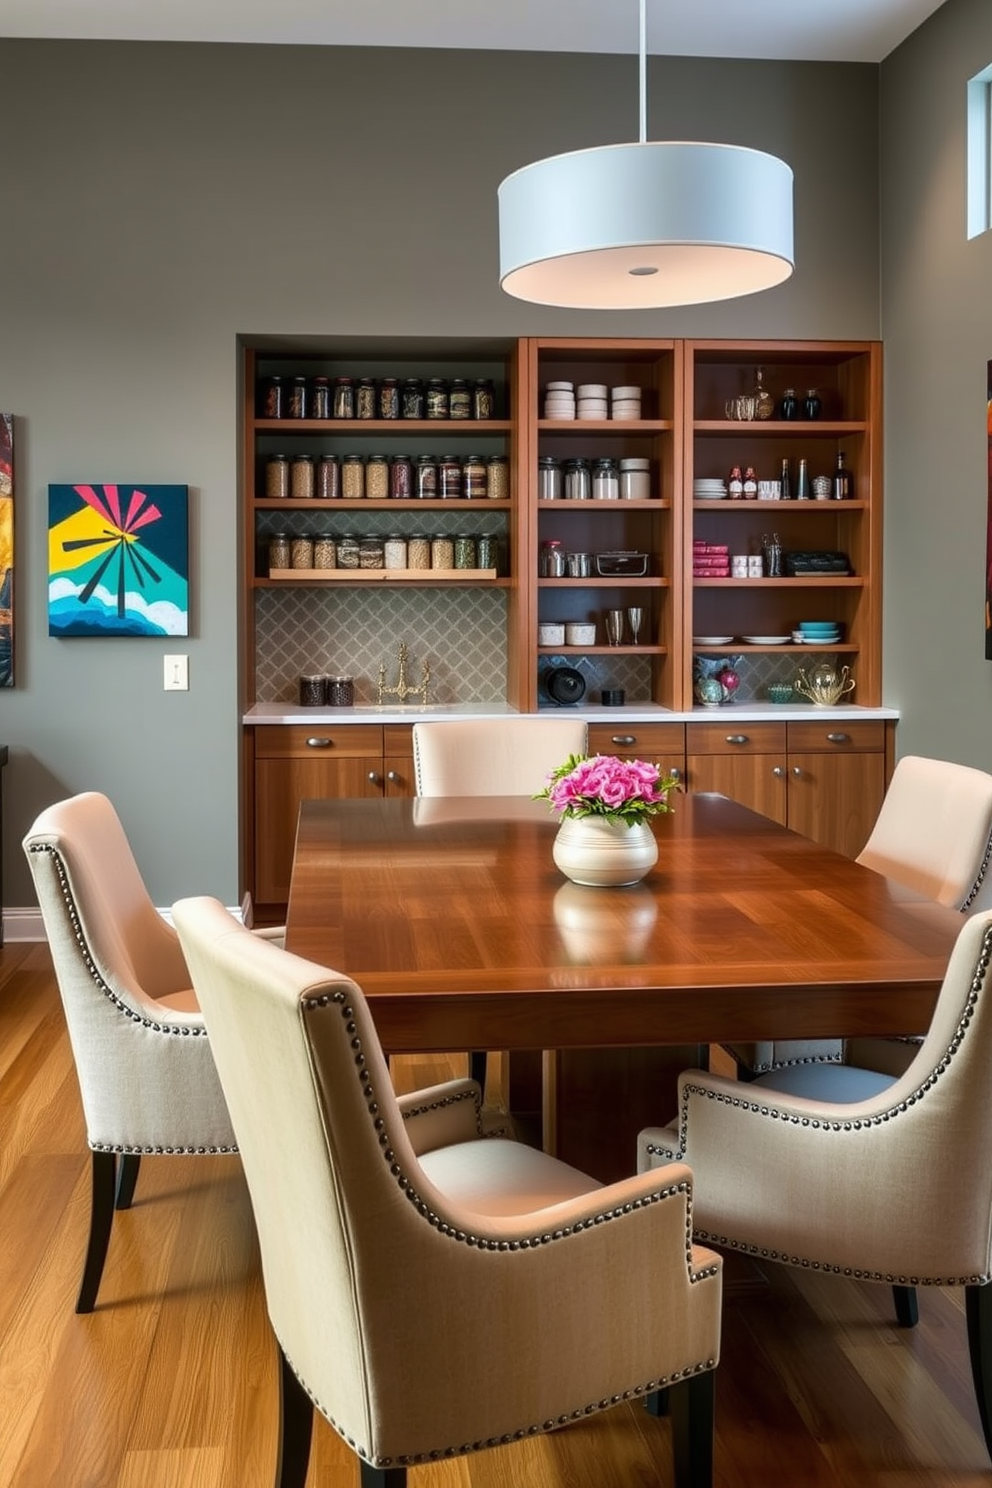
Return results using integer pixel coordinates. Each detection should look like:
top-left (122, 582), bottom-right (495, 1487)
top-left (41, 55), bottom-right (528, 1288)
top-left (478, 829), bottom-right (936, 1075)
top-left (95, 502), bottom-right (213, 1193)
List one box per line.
top-left (276, 1346), bottom-right (314, 1488)
top-left (644, 1387), bottom-right (670, 1416)
top-left (360, 1463), bottom-right (406, 1488)
top-left (670, 1369), bottom-right (715, 1488)
top-left (469, 1050), bottom-right (488, 1093)
top-left (892, 1283), bottom-right (919, 1328)
top-left (76, 1149), bottom-right (117, 1313)
top-left (115, 1152), bottom-right (141, 1210)
top-left (967, 1284), bottom-right (992, 1464)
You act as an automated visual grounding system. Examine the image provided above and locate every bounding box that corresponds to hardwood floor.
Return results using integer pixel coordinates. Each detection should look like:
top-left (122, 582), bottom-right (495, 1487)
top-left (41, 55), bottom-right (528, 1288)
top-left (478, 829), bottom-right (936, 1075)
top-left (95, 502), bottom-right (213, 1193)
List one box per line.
top-left (2, 939), bottom-right (989, 1487)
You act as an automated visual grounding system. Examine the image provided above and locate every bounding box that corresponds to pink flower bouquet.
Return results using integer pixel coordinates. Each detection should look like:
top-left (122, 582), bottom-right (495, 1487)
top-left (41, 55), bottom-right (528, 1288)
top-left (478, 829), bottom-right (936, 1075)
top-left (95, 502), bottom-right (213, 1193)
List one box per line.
top-left (536, 753), bottom-right (680, 829)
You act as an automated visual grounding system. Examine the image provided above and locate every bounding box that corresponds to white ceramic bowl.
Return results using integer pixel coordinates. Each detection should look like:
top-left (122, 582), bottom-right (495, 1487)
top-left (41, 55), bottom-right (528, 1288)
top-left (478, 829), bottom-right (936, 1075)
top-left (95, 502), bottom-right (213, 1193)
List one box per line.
top-left (576, 383), bottom-right (607, 396)
top-left (538, 623), bottom-right (566, 646)
top-left (611, 385), bottom-right (642, 399)
top-left (565, 622), bottom-right (597, 646)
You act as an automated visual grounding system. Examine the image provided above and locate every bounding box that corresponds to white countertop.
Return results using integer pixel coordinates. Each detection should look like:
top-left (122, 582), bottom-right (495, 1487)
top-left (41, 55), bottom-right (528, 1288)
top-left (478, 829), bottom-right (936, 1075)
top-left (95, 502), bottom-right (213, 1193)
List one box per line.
top-left (244, 702), bottom-right (899, 726)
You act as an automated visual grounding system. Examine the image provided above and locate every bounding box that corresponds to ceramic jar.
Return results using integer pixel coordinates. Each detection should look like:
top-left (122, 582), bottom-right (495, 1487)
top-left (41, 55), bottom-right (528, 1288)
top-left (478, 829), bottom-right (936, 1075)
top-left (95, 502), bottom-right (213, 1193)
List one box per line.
top-left (552, 816), bottom-right (659, 887)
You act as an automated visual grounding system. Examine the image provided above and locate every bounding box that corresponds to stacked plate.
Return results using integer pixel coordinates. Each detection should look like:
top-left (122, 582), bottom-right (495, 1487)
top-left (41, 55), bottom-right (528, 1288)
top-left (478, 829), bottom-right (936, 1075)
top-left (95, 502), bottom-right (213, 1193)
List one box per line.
top-left (576, 383), bottom-right (609, 419)
top-left (693, 478), bottom-right (728, 501)
top-left (795, 620), bottom-right (842, 644)
top-left (544, 381), bottom-right (575, 419)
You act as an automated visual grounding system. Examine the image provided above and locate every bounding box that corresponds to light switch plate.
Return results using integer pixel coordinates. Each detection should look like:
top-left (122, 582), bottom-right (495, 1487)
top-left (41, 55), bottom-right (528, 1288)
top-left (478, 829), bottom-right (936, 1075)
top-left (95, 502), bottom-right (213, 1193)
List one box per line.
top-left (164, 655), bottom-right (189, 691)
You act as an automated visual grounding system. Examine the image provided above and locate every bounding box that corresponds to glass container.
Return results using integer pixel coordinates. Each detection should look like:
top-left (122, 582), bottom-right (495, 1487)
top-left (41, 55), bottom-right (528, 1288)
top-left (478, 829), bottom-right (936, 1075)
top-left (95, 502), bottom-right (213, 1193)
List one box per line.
top-left (365, 454), bottom-right (389, 499)
top-left (439, 454), bottom-right (462, 499)
top-left (486, 455), bottom-right (509, 500)
top-left (341, 454), bottom-right (365, 499)
top-left (290, 453), bottom-right (315, 500)
top-left (288, 376), bottom-right (308, 419)
top-left (431, 534), bottom-right (454, 570)
top-left (265, 454), bottom-right (289, 500)
top-left (316, 453), bottom-right (340, 500)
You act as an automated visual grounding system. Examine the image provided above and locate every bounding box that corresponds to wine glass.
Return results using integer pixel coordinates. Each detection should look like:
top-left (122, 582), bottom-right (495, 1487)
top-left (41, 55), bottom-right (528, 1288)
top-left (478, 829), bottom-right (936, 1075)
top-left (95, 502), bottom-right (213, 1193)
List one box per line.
top-left (605, 610), bottom-right (625, 647)
top-left (626, 607), bottom-right (644, 646)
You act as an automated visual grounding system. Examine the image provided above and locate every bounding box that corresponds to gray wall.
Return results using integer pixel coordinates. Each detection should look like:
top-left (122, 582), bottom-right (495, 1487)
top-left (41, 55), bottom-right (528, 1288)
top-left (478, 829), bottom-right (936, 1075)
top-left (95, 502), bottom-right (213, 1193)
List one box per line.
top-left (879, 0), bottom-right (992, 767)
top-left (0, 39), bottom-right (882, 908)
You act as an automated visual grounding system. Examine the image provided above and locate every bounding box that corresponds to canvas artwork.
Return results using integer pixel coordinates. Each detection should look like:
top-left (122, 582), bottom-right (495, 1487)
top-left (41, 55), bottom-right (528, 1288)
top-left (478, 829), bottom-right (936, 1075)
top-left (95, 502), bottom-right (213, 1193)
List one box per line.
top-left (48, 483), bottom-right (189, 637)
top-left (0, 414), bottom-right (12, 685)
top-left (987, 363), bottom-right (992, 661)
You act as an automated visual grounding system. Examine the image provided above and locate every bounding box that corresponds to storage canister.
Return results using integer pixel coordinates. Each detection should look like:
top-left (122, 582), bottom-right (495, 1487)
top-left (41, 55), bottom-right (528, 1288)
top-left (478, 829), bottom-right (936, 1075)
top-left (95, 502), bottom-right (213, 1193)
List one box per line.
top-left (365, 454), bottom-right (389, 499)
top-left (454, 534), bottom-right (477, 570)
top-left (356, 378), bottom-right (376, 420)
top-left (288, 376), bottom-right (308, 419)
top-left (313, 534), bottom-right (337, 570)
top-left (415, 455), bottom-right (438, 499)
top-left (431, 534), bottom-right (454, 570)
top-left (564, 458), bottom-right (591, 502)
top-left (378, 377), bottom-right (400, 420)
top-left (473, 379), bottom-right (495, 420)
top-left (486, 455), bottom-right (509, 500)
top-left (341, 454), bottom-right (365, 499)
top-left (260, 375), bottom-right (284, 419)
top-left (538, 455), bottom-right (562, 501)
top-left (290, 453), bottom-right (315, 500)
top-left (359, 536), bottom-right (384, 570)
top-left (426, 378), bottom-right (449, 419)
top-left (439, 455), bottom-right (462, 500)
top-left (325, 675), bottom-right (355, 707)
top-left (316, 453), bottom-right (340, 500)
top-left (463, 454), bottom-right (486, 500)
top-left (540, 539), bottom-right (566, 577)
top-left (449, 378), bottom-right (471, 420)
top-left (619, 457), bottom-right (650, 501)
top-left (310, 376), bottom-right (330, 419)
top-left (402, 378), bottom-right (424, 419)
top-left (265, 453), bottom-right (290, 499)
top-left (336, 536), bottom-right (360, 569)
top-left (407, 535), bottom-right (430, 570)
top-left (384, 535), bottom-right (408, 570)
top-left (290, 535), bottom-right (314, 570)
top-left (333, 376), bottom-right (355, 419)
top-left (389, 454), bottom-right (412, 499)
top-left (299, 674), bottom-right (325, 707)
top-left (476, 533), bottom-right (498, 573)
top-left (593, 457), bottom-right (619, 500)
top-left (268, 532), bottom-right (291, 572)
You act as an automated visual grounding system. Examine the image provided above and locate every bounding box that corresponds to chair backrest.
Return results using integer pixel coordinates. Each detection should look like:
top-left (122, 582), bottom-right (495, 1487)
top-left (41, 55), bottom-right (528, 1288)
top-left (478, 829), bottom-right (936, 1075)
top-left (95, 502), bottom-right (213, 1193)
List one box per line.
top-left (22, 792), bottom-right (232, 1151)
top-left (412, 716), bottom-right (588, 797)
top-left (857, 755), bottom-right (992, 910)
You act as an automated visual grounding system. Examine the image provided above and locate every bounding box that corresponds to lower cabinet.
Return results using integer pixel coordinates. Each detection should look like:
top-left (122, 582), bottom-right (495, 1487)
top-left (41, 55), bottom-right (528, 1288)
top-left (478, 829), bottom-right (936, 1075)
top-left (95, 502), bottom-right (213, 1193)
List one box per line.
top-left (251, 724), bottom-right (414, 910)
top-left (586, 722), bottom-right (686, 781)
top-left (686, 719), bottom-right (888, 859)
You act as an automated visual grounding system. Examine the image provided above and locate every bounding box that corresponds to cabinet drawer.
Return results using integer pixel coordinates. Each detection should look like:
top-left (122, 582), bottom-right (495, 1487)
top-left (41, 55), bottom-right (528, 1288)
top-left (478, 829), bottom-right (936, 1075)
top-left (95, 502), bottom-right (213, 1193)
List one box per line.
top-left (786, 721), bottom-right (885, 753)
top-left (588, 723), bottom-right (685, 756)
top-left (685, 722), bottom-right (786, 755)
top-left (254, 725), bottom-right (384, 759)
top-left (383, 724), bottom-right (414, 759)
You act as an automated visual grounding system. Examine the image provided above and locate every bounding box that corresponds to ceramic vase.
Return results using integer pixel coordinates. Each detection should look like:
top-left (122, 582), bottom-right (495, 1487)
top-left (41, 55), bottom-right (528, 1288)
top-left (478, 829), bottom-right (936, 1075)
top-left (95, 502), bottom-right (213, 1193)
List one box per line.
top-left (552, 815), bottom-right (659, 888)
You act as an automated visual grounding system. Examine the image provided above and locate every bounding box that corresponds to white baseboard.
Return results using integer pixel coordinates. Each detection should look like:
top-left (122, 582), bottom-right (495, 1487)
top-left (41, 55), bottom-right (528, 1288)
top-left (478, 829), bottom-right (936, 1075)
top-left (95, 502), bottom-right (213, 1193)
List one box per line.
top-left (2, 905), bottom-right (247, 944)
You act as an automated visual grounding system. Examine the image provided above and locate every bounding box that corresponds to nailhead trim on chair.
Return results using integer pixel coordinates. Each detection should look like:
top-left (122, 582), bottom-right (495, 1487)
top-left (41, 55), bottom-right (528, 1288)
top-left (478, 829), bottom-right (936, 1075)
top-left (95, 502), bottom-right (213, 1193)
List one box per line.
top-left (646, 923), bottom-right (992, 1288)
top-left (299, 987), bottom-right (719, 1465)
top-left (400, 1085), bottom-right (485, 1137)
top-left (962, 829), bottom-right (992, 910)
top-left (29, 842), bottom-right (237, 1157)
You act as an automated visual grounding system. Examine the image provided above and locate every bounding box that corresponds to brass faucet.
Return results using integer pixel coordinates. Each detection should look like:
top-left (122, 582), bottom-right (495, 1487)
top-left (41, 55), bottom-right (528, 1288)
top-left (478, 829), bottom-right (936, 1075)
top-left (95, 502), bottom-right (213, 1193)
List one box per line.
top-left (377, 642), bottom-right (432, 706)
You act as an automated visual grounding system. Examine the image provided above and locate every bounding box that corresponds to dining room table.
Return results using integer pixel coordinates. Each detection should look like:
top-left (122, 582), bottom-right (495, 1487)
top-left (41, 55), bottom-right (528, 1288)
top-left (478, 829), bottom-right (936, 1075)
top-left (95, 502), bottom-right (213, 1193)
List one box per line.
top-left (285, 790), bottom-right (964, 1178)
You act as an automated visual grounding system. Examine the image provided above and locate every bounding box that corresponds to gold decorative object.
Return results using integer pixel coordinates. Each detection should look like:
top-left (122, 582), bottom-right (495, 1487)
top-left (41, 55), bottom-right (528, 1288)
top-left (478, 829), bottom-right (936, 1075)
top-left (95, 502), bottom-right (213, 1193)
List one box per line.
top-left (794, 663), bottom-right (855, 707)
top-left (376, 641), bottom-right (431, 706)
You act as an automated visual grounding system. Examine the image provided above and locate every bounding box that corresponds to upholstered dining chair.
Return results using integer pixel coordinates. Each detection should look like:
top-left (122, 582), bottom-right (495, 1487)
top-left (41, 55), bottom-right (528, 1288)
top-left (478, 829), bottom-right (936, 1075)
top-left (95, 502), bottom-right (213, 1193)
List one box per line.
top-left (173, 895), bottom-right (722, 1488)
top-left (724, 754), bottom-right (992, 1078)
top-left (638, 908), bottom-right (992, 1465)
top-left (22, 791), bottom-right (244, 1313)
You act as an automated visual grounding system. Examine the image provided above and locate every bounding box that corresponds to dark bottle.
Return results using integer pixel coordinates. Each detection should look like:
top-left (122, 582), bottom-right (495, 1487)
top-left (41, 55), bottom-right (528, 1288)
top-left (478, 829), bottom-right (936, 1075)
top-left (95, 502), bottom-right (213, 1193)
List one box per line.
top-left (779, 387), bottom-right (798, 421)
top-left (803, 388), bottom-right (822, 421)
top-left (779, 456), bottom-right (792, 501)
top-left (402, 378), bottom-right (424, 419)
top-left (795, 457), bottom-right (811, 501)
top-left (833, 450), bottom-right (853, 500)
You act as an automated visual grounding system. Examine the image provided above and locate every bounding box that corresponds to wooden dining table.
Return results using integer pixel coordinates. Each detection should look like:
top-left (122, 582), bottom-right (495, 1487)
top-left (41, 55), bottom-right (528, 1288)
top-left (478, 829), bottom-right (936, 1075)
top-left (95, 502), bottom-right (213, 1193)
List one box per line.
top-left (285, 791), bottom-right (963, 1177)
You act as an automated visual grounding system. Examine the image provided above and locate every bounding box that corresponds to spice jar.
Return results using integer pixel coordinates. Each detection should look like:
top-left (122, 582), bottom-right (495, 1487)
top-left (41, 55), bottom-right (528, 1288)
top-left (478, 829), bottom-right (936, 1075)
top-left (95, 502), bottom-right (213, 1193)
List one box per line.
top-left (378, 377), bottom-right (400, 420)
top-left (268, 532), bottom-right (291, 572)
top-left (384, 535), bottom-right (408, 569)
top-left (313, 534), bottom-right (336, 570)
top-left (540, 539), bottom-right (566, 577)
top-left (564, 458), bottom-right (591, 502)
top-left (390, 454), bottom-right (413, 499)
top-left (359, 536), bottom-right (384, 570)
top-left (365, 453), bottom-right (389, 499)
top-left (356, 377), bottom-right (376, 420)
top-left (592, 457), bottom-right (619, 500)
top-left (316, 453), bottom-right (340, 500)
top-left (341, 454), bottom-right (365, 499)
top-left (290, 453), bottom-right (315, 500)
top-left (415, 455), bottom-right (438, 499)
top-left (473, 379), bottom-right (495, 420)
top-left (325, 675), bottom-right (355, 707)
top-left (311, 376), bottom-right (330, 419)
top-left (454, 534), bottom-right (477, 570)
top-left (265, 453), bottom-right (290, 500)
top-left (449, 378), bottom-right (471, 420)
top-left (538, 455), bottom-right (562, 501)
top-left (439, 454), bottom-right (462, 500)
top-left (290, 535), bottom-right (314, 570)
top-left (426, 378), bottom-right (449, 419)
top-left (407, 535), bottom-right (430, 570)
top-left (402, 378), bottom-right (424, 419)
top-left (804, 388), bottom-right (822, 420)
top-left (486, 455), bottom-right (509, 500)
top-left (463, 454), bottom-right (486, 500)
top-left (288, 376), bottom-right (308, 419)
top-left (333, 376), bottom-right (355, 419)
top-left (260, 375), bottom-right (284, 419)
top-left (431, 534), bottom-right (454, 570)
top-left (476, 533), bottom-right (498, 573)
top-left (336, 536), bottom-right (360, 569)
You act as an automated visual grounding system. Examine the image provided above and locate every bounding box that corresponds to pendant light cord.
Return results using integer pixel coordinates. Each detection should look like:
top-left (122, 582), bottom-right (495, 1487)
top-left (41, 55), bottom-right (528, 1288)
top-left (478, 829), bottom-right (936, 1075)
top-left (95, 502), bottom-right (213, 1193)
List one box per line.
top-left (639, 0), bottom-right (647, 143)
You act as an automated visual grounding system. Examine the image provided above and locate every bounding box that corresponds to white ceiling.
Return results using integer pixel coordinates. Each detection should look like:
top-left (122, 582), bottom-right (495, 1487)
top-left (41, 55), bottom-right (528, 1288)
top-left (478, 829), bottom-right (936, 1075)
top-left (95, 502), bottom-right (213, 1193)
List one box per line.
top-left (0, 0), bottom-right (947, 64)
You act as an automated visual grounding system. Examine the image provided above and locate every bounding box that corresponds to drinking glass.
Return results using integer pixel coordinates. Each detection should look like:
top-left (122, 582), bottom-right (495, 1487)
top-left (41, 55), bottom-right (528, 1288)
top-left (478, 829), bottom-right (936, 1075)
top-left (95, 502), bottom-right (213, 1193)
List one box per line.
top-left (605, 610), bottom-right (625, 647)
top-left (626, 607), bottom-right (644, 645)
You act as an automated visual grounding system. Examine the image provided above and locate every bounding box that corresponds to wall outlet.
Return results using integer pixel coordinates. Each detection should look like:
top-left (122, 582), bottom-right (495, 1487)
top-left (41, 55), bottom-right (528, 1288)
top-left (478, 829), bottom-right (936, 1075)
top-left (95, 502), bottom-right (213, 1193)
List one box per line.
top-left (164, 654), bottom-right (189, 691)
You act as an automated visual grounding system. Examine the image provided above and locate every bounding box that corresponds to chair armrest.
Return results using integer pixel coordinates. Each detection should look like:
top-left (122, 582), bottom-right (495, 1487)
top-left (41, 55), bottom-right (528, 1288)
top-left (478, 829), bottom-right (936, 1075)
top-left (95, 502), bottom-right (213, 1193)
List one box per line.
top-left (398, 1078), bottom-right (483, 1153)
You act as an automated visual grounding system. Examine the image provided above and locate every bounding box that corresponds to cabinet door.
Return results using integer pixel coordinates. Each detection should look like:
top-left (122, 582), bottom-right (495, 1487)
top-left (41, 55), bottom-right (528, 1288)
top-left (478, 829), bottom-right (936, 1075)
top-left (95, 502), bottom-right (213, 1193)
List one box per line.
top-left (587, 722), bottom-right (685, 781)
top-left (383, 758), bottom-right (415, 797)
top-left (255, 757), bottom-right (382, 905)
top-left (787, 751), bottom-right (886, 859)
top-left (685, 751), bottom-right (788, 825)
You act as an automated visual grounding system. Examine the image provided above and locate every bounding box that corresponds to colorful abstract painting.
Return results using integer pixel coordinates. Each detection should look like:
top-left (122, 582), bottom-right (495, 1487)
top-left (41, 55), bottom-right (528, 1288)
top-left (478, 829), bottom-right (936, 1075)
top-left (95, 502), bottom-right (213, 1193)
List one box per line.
top-left (0, 414), bottom-right (11, 685)
top-left (48, 483), bottom-right (189, 637)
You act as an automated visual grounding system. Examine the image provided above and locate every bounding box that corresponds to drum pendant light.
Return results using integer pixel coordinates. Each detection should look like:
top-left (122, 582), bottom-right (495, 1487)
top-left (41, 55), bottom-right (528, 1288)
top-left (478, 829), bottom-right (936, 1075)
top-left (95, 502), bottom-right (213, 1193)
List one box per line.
top-left (498, 0), bottom-right (794, 310)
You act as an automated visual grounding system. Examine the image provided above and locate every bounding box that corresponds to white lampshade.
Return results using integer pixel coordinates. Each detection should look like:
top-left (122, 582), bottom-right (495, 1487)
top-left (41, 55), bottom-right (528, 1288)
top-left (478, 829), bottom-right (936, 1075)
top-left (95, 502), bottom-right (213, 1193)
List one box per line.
top-left (498, 140), bottom-right (794, 310)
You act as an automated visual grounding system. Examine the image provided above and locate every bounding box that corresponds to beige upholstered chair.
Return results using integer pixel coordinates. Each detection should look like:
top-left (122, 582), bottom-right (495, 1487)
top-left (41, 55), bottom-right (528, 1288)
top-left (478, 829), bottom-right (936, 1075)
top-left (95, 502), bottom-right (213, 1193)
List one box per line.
top-left (172, 895), bottom-right (722, 1488)
top-left (639, 908), bottom-right (992, 1464)
top-left (22, 792), bottom-right (241, 1312)
top-left (412, 715), bottom-right (588, 797)
top-left (725, 754), bottom-right (992, 1077)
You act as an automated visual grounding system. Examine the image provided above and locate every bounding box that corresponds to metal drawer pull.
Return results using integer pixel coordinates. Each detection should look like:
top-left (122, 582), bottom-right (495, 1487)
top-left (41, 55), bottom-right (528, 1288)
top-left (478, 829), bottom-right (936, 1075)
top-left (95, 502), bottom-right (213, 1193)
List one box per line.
top-left (725, 734), bottom-right (749, 745)
top-left (611, 735), bottom-right (636, 746)
top-left (792, 766), bottom-right (803, 777)
top-left (826, 732), bottom-right (850, 743)
top-left (367, 771), bottom-right (380, 784)
top-left (669, 768), bottom-right (681, 782)
top-left (306, 737), bottom-right (331, 748)
top-left (386, 770), bottom-right (401, 783)
top-left (772, 766), bottom-right (786, 778)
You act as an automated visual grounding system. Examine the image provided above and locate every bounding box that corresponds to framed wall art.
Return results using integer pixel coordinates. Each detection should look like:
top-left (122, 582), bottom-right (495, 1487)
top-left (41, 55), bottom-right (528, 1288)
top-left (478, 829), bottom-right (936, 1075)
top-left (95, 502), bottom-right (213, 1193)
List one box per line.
top-left (987, 362), bottom-right (992, 660)
top-left (0, 413), bottom-right (12, 685)
top-left (48, 483), bottom-right (189, 637)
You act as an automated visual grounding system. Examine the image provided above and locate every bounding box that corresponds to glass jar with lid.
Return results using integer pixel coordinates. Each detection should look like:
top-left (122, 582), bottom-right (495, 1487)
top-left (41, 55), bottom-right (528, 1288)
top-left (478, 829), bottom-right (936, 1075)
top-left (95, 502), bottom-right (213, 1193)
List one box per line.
top-left (378, 377), bottom-right (400, 420)
top-left (407, 535), bottom-right (430, 570)
top-left (333, 376), bottom-right (355, 420)
top-left (288, 376), bottom-right (308, 419)
top-left (486, 455), bottom-right (509, 500)
top-left (415, 455), bottom-right (438, 499)
top-left (564, 458), bottom-right (591, 502)
top-left (336, 535), bottom-right (360, 569)
top-left (426, 378), bottom-right (449, 419)
top-left (290, 453), bottom-right (315, 500)
top-left (540, 539), bottom-right (566, 577)
top-left (389, 454), bottom-right (412, 499)
top-left (316, 453), bottom-right (340, 500)
top-left (310, 376), bottom-right (330, 419)
top-left (463, 454), bottom-right (486, 500)
top-left (476, 533), bottom-right (498, 573)
top-left (325, 675), bottom-right (355, 707)
top-left (454, 534), bottom-right (477, 569)
top-left (260, 375), bottom-right (284, 419)
top-left (473, 379), bottom-right (495, 420)
top-left (538, 455), bottom-right (562, 501)
top-left (341, 454), bottom-right (365, 499)
top-left (619, 457), bottom-right (650, 501)
top-left (268, 532), bottom-right (291, 572)
top-left (384, 535), bottom-right (408, 570)
top-left (439, 455), bottom-right (463, 500)
top-left (402, 378), bottom-right (424, 419)
top-left (431, 534), bottom-right (454, 570)
top-left (593, 457), bottom-right (620, 500)
top-left (356, 377), bottom-right (376, 420)
top-left (265, 453), bottom-right (290, 500)
top-left (313, 534), bottom-right (337, 570)
top-left (365, 454), bottom-right (389, 499)
top-left (359, 536), bottom-right (384, 570)
top-left (449, 379), bottom-right (471, 420)
top-left (290, 535), bottom-right (314, 570)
